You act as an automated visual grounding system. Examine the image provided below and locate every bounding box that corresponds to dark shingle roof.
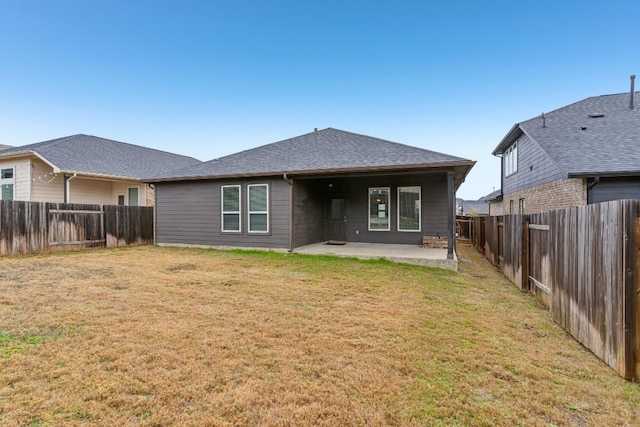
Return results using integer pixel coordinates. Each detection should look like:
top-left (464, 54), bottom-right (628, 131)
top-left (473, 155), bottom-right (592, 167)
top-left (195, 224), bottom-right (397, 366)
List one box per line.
top-left (459, 199), bottom-right (489, 215)
top-left (479, 189), bottom-right (501, 202)
top-left (0, 134), bottom-right (201, 179)
top-left (152, 128), bottom-right (474, 181)
top-left (494, 92), bottom-right (640, 176)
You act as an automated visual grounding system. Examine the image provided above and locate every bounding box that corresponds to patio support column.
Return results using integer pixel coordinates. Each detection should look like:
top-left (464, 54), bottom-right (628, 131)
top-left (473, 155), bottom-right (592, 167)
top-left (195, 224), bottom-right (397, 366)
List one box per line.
top-left (447, 171), bottom-right (454, 260)
top-left (283, 174), bottom-right (294, 252)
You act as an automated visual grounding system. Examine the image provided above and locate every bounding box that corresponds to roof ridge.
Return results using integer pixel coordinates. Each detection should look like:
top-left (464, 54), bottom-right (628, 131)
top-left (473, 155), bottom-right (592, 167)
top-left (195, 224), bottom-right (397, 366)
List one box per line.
top-left (523, 91), bottom-right (640, 123)
top-left (77, 134), bottom-right (200, 161)
top-left (323, 127), bottom-right (470, 161)
top-left (209, 128), bottom-right (324, 163)
top-left (32, 134), bottom-right (83, 149)
top-left (2, 134), bottom-right (200, 163)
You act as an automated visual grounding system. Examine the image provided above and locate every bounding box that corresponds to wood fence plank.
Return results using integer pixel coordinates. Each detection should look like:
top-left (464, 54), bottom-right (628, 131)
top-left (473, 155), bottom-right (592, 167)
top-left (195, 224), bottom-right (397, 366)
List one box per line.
top-left (529, 224), bottom-right (550, 231)
top-left (634, 201), bottom-right (640, 379)
top-left (621, 200), bottom-right (638, 379)
top-left (475, 200), bottom-right (638, 380)
top-left (0, 200), bottom-right (154, 256)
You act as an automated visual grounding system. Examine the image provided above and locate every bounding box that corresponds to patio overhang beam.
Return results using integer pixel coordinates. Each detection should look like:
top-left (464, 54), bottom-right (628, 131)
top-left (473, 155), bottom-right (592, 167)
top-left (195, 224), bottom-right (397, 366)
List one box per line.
top-left (293, 168), bottom-right (447, 180)
top-left (291, 165), bottom-right (473, 191)
top-left (147, 161), bottom-right (476, 187)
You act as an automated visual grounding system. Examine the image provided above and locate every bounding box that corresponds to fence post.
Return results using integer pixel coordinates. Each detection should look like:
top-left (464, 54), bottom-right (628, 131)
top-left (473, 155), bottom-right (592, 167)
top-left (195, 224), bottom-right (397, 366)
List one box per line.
top-left (522, 215), bottom-right (530, 292)
top-left (627, 201), bottom-right (640, 379)
top-left (636, 203), bottom-right (640, 380)
top-left (495, 216), bottom-right (500, 266)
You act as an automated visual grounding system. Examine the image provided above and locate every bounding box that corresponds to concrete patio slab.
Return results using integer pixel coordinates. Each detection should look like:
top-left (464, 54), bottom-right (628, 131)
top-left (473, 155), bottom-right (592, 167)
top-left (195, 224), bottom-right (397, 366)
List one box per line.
top-left (293, 242), bottom-right (457, 271)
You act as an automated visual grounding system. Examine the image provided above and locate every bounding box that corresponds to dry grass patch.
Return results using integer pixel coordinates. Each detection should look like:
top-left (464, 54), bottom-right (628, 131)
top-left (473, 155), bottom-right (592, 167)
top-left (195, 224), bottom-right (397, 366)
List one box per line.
top-left (0, 244), bottom-right (638, 426)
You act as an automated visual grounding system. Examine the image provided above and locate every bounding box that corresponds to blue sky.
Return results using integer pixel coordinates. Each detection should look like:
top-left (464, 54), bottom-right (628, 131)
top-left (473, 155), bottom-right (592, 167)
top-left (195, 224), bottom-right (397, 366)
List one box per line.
top-left (1, 0), bottom-right (638, 199)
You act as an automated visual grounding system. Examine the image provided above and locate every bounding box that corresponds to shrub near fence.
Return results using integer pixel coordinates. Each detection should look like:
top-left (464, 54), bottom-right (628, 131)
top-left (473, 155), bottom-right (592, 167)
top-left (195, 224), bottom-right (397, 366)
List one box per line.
top-left (0, 200), bottom-right (154, 256)
top-left (472, 200), bottom-right (640, 380)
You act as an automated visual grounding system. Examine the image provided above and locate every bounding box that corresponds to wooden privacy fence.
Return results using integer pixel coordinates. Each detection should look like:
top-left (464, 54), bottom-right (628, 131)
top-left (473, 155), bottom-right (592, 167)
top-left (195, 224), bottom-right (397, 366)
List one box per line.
top-left (472, 200), bottom-right (640, 380)
top-left (0, 200), bottom-right (154, 256)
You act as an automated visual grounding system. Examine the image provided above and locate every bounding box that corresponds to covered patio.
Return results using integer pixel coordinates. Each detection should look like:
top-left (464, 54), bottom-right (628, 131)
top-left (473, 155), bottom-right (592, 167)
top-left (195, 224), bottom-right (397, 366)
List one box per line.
top-left (293, 242), bottom-right (457, 271)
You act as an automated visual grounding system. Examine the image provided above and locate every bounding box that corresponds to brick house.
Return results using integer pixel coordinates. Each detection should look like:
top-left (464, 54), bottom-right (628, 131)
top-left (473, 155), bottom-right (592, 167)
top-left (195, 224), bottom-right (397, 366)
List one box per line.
top-left (489, 76), bottom-right (640, 215)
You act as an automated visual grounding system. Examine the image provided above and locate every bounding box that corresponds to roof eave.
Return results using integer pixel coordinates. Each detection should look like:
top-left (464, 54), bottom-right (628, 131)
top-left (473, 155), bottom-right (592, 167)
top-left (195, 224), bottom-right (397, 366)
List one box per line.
top-left (147, 160), bottom-right (477, 183)
top-left (0, 149), bottom-right (37, 159)
top-left (0, 150), bottom-right (63, 172)
top-left (60, 169), bottom-right (142, 182)
top-left (568, 170), bottom-right (640, 179)
top-left (492, 124), bottom-right (524, 156)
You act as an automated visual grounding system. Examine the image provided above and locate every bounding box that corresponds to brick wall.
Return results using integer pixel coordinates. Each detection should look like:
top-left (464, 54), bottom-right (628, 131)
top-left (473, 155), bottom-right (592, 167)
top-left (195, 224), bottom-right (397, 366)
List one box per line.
top-left (489, 178), bottom-right (586, 215)
top-left (146, 185), bottom-right (156, 207)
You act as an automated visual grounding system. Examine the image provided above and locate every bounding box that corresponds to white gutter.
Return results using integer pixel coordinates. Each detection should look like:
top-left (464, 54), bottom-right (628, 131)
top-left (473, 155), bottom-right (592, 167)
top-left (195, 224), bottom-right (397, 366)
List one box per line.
top-left (65, 173), bottom-right (77, 203)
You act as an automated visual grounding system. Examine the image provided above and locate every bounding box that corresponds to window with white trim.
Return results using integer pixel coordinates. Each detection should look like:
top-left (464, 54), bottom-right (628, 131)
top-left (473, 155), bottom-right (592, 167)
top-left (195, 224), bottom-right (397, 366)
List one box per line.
top-left (504, 142), bottom-right (518, 176)
top-left (398, 186), bottom-right (421, 231)
top-left (0, 167), bottom-right (14, 201)
top-left (248, 184), bottom-right (269, 233)
top-left (221, 185), bottom-right (241, 232)
top-left (368, 187), bottom-right (390, 231)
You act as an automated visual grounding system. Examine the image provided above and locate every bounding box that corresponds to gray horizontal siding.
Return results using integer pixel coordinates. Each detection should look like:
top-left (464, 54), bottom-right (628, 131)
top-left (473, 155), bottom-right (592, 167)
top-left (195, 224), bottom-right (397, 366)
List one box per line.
top-left (588, 177), bottom-right (640, 204)
top-left (504, 133), bottom-right (564, 194)
top-left (342, 174), bottom-right (448, 245)
top-left (156, 178), bottom-right (290, 248)
top-left (292, 180), bottom-right (324, 248)
top-left (292, 173), bottom-right (450, 247)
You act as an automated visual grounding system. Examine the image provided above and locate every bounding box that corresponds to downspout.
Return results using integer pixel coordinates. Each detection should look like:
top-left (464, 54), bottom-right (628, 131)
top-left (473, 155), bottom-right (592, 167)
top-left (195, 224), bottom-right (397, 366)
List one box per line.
top-left (499, 154), bottom-right (504, 201)
top-left (283, 174), bottom-right (293, 252)
top-left (63, 173), bottom-right (78, 203)
top-left (586, 177), bottom-right (600, 204)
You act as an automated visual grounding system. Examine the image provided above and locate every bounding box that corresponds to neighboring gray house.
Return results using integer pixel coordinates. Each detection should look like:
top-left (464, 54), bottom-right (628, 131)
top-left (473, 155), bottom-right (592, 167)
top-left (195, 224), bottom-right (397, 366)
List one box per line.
top-left (0, 134), bottom-right (201, 206)
top-left (149, 128), bottom-right (475, 257)
top-left (490, 77), bottom-right (640, 215)
top-left (456, 195), bottom-right (492, 216)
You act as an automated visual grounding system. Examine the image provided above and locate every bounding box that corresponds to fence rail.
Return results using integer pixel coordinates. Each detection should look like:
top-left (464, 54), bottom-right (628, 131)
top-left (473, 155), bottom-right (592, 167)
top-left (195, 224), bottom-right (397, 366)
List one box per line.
top-left (0, 201), bottom-right (154, 256)
top-left (471, 200), bottom-right (640, 380)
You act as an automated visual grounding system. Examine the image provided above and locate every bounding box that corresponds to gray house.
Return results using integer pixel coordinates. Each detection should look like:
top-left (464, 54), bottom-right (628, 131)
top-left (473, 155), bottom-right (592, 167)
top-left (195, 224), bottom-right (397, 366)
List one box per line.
top-left (456, 196), bottom-right (491, 216)
top-left (149, 128), bottom-right (475, 258)
top-left (490, 77), bottom-right (640, 215)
